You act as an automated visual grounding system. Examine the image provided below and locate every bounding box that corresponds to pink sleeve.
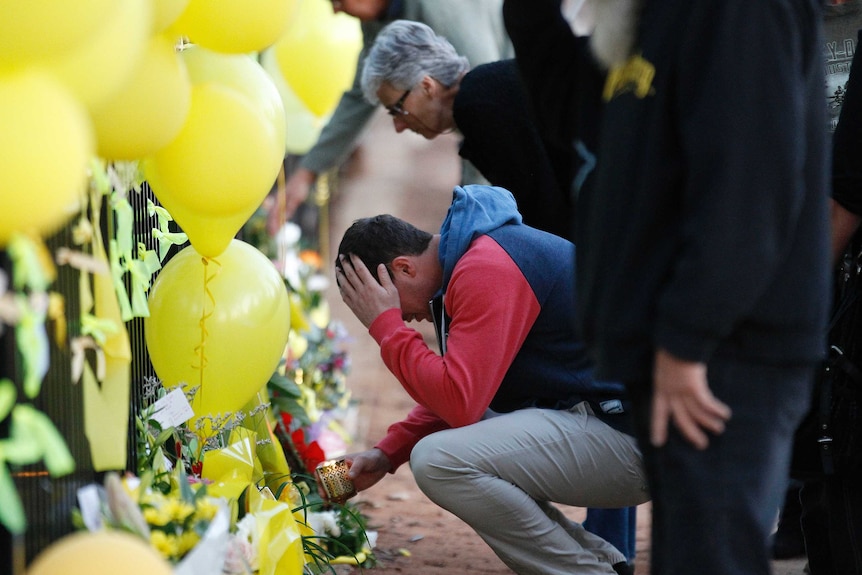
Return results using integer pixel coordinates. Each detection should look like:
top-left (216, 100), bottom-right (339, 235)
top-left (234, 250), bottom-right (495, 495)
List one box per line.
top-left (369, 237), bottom-right (540, 430)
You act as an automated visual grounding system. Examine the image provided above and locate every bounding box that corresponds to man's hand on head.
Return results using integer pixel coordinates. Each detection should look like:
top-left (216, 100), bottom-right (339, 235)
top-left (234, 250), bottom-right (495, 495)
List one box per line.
top-left (335, 253), bottom-right (401, 328)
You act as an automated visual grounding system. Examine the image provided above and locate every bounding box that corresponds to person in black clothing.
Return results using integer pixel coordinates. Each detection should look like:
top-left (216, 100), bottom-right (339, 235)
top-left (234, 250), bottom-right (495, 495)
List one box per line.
top-left (359, 20), bottom-right (570, 238)
top-left (796, 28), bottom-right (862, 575)
top-left (505, 1), bottom-right (830, 575)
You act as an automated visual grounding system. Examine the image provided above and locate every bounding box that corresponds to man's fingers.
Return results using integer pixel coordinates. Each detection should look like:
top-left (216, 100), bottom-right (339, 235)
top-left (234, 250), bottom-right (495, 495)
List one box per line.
top-left (652, 394), bottom-right (732, 450)
top-left (689, 392), bottom-right (731, 436)
top-left (670, 401), bottom-right (710, 450)
top-left (340, 253), bottom-right (373, 286)
top-left (377, 263), bottom-right (394, 290)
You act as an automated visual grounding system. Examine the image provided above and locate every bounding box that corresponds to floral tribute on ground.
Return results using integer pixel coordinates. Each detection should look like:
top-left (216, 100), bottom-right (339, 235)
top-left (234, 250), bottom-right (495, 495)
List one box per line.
top-left (72, 213), bottom-right (373, 574)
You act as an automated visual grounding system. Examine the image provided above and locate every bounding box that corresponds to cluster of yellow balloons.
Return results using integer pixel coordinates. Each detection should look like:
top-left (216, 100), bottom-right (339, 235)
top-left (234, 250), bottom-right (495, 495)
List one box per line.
top-left (143, 45), bottom-right (287, 258)
top-left (1, 0), bottom-right (361, 250)
top-left (0, 0), bottom-right (146, 246)
top-left (0, 0), bottom-right (179, 246)
top-left (265, 0), bottom-right (362, 154)
top-left (2, 0), bottom-right (361, 431)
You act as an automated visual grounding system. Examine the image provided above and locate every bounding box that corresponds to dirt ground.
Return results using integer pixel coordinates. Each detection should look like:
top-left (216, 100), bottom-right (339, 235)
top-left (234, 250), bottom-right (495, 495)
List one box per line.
top-left (318, 112), bottom-right (809, 575)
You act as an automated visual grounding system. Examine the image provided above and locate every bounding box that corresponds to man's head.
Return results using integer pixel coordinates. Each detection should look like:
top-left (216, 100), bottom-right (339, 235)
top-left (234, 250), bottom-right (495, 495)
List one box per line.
top-left (329, 0), bottom-right (389, 21)
top-left (361, 20), bottom-right (468, 138)
top-left (337, 215), bottom-right (440, 321)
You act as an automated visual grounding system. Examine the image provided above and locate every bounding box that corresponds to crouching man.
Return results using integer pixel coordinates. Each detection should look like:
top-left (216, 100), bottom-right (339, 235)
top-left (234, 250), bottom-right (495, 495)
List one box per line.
top-left (334, 185), bottom-right (649, 575)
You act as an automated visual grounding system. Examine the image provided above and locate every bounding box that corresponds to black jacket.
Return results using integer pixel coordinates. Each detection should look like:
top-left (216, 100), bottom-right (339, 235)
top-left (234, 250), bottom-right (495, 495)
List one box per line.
top-left (582, 0), bottom-right (831, 383)
top-left (453, 59), bottom-right (570, 237)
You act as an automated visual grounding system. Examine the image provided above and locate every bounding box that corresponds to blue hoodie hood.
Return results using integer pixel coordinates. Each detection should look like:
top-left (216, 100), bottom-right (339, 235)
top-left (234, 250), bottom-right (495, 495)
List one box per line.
top-left (438, 185), bottom-right (522, 291)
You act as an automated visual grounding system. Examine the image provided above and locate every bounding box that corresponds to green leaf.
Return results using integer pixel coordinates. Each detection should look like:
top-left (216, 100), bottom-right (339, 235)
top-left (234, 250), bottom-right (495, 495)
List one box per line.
top-left (153, 427), bottom-right (175, 448)
top-left (268, 373), bottom-right (302, 398)
top-left (0, 379), bottom-right (16, 422)
top-left (177, 467), bottom-right (195, 503)
top-left (0, 464), bottom-right (26, 534)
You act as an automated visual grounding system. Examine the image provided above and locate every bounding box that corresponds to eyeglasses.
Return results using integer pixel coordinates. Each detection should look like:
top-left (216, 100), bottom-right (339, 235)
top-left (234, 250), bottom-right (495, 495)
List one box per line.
top-left (385, 90), bottom-right (411, 117)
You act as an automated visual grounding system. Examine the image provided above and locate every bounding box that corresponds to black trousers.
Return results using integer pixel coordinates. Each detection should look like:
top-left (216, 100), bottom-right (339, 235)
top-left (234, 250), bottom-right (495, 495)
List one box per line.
top-left (628, 356), bottom-right (814, 575)
top-left (801, 475), bottom-right (862, 574)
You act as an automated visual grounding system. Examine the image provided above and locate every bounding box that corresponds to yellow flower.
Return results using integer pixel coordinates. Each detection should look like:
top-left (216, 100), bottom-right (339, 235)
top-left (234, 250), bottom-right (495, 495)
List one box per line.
top-left (194, 498), bottom-right (219, 522)
top-left (143, 505), bottom-right (172, 527)
top-left (177, 530), bottom-right (201, 555)
top-left (165, 498), bottom-right (195, 523)
top-left (150, 530), bottom-right (180, 560)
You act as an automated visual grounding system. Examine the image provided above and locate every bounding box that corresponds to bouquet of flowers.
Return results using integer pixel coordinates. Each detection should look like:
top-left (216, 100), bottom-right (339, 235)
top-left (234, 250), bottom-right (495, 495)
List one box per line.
top-left (78, 375), bottom-right (374, 573)
top-left (74, 469), bottom-right (233, 570)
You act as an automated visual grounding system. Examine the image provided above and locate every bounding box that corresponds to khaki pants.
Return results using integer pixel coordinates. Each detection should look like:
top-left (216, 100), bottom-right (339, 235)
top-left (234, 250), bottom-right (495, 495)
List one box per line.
top-left (410, 402), bottom-right (649, 575)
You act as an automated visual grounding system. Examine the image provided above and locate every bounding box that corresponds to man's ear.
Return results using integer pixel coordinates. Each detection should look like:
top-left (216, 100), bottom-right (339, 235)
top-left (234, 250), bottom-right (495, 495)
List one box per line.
top-left (390, 255), bottom-right (415, 277)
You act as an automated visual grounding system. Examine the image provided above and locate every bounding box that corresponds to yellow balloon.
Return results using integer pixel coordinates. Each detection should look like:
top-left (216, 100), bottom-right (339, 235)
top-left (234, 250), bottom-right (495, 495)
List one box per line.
top-left (152, 0), bottom-right (191, 33)
top-left (181, 46), bottom-right (286, 154)
top-left (0, 71), bottom-right (93, 247)
top-left (174, 0), bottom-right (298, 54)
top-left (27, 531), bottom-right (173, 575)
top-left (39, 0), bottom-right (151, 111)
top-left (260, 47), bottom-right (324, 155)
top-left (0, 0), bottom-right (114, 66)
top-left (273, 0), bottom-right (361, 118)
top-left (144, 83), bottom-right (282, 257)
top-left (91, 34), bottom-right (191, 160)
top-left (145, 240), bottom-right (290, 425)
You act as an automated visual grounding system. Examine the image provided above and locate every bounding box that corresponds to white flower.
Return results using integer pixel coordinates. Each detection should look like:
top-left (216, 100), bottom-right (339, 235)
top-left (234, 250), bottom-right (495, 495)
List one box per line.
top-left (307, 510), bottom-right (341, 538)
top-left (275, 222), bottom-right (302, 251)
top-left (306, 274), bottom-right (330, 293)
top-left (224, 514), bottom-right (258, 573)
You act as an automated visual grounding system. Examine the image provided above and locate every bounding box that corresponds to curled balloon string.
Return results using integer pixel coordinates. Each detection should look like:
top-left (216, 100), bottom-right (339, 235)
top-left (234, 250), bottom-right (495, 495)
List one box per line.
top-left (191, 256), bottom-right (222, 393)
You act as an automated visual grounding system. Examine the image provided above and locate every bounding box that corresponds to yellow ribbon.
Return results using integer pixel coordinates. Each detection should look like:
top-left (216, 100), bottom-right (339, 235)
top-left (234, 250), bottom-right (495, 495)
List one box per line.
top-left (0, 379), bottom-right (75, 534)
top-left (126, 243), bottom-right (161, 318)
top-left (0, 235), bottom-right (75, 535)
top-left (70, 336), bottom-right (107, 383)
top-left (7, 233), bottom-right (55, 293)
top-left (47, 292), bottom-right (66, 349)
top-left (109, 194), bottom-right (162, 321)
top-left (81, 161), bottom-right (133, 471)
top-left (112, 191), bottom-right (134, 258)
top-left (71, 217), bottom-right (94, 247)
top-left (81, 313), bottom-right (119, 348)
top-left (147, 199), bottom-right (188, 262)
top-left (15, 294), bottom-right (49, 398)
top-left (108, 238), bottom-right (133, 322)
